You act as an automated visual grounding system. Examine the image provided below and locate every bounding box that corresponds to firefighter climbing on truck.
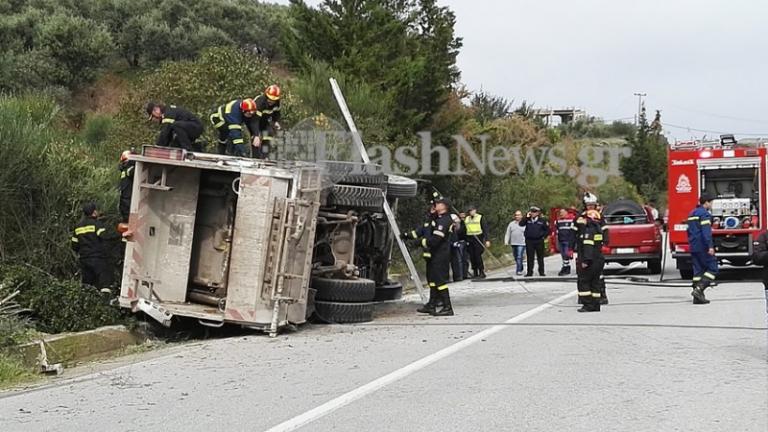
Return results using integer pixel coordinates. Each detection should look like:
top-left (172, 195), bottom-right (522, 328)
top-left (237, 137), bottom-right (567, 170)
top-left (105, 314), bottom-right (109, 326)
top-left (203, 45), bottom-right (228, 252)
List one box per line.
top-left (250, 84), bottom-right (283, 160)
top-left (145, 102), bottom-right (204, 151)
top-left (210, 98), bottom-right (259, 157)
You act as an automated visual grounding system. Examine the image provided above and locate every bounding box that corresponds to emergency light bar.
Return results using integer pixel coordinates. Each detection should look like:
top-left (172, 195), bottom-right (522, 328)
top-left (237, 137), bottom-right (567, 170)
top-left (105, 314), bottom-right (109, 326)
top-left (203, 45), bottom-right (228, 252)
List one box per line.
top-left (671, 135), bottom-right (768, 150)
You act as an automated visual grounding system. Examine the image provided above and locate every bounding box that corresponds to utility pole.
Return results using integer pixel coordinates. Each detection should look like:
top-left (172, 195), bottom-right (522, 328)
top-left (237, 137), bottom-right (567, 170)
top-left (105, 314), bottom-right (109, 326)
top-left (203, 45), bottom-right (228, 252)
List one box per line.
top-left (633, 92), bottom-right (646, 125)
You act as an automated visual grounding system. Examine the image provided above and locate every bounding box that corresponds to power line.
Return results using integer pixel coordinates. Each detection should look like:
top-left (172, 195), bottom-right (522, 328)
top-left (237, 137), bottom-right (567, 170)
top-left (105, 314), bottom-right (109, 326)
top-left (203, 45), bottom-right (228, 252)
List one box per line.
top-left (661, 122), bottom-right (768, 137)
top-left (664, 103), bottom-right (768, 125)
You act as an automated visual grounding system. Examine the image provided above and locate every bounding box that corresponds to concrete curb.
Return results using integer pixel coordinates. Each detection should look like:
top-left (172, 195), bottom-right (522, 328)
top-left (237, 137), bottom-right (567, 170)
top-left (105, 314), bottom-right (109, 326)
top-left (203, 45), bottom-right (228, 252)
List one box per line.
top-left (4, 325), bottom-right (148, 370)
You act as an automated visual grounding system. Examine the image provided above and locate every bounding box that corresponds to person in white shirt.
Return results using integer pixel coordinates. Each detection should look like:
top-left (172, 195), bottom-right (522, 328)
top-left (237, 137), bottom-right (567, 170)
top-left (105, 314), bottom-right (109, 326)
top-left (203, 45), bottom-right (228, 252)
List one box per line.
top-left (504, 210), bottom-right (527, 276)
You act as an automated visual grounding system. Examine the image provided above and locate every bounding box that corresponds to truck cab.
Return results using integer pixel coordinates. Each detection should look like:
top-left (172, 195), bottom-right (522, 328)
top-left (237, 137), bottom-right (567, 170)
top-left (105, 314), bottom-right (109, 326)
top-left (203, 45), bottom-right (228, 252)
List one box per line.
top-left (667, 135), bottom-right (768, 279)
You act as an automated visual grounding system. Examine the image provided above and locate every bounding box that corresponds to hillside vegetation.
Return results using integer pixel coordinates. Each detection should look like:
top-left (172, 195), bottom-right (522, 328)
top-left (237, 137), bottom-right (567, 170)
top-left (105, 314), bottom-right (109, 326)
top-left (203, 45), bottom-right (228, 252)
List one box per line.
top-left (0, 0), bottom-right (664, 334)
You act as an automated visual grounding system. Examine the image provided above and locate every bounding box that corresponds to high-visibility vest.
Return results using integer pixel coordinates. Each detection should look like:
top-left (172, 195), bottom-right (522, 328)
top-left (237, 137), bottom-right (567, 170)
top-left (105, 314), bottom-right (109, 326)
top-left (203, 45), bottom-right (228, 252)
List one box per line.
top-left (465, 214), bottom-right (483, 236)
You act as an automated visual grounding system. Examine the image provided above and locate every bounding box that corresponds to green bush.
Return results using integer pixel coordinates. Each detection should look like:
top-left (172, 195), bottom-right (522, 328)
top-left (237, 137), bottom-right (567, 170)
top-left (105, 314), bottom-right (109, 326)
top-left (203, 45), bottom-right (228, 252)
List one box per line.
top-left (0, 264), bottom-right (122, 334)
top-left (82, 114), bottom-right (114, 145)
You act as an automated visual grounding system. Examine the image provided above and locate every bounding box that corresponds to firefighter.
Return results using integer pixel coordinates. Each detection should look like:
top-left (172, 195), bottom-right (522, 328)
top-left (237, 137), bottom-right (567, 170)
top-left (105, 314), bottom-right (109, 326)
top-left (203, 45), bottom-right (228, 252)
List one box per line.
top-left (249, 85), bottom-right (283, 159)
top-left (423, 197), bottom-right (455, 316)
top-left (449, 213), bottom-right (467, 281)
top-left (403, 192), bottom-right (442, 313)
top-left (210, 98), bottom-right (258, 157)
top-left (687, 193), bottom-right (718, 304)
top-left (145, 102), bottom-right (203, 151)
top-left (556, 208), bottom-right (576, 276)
top-left (575, 209), bottom-right (605, 312)
top-left (464, 205), bottom-right (490, 279)
top-left (71, 203), bottom-right (115, 293)
top-left (118, 150), bottom-right (135, 223)
top-left (582, 192), bottom-right (609, 304)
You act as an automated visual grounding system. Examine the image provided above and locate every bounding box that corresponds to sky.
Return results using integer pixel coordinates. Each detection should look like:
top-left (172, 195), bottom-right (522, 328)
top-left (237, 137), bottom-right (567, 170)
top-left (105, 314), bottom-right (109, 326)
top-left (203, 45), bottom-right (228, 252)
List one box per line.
top-left (274, 0), bottom-right (768, 140)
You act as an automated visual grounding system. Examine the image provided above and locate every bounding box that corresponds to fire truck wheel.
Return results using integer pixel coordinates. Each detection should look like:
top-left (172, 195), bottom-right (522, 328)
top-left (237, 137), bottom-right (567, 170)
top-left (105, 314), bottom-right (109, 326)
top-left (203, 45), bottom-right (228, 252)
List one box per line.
top-left (312, 277), bottom-right (376, 302)
top-left (374, 281), bottom-right (403, 301)
top-left (386, 175), bottom-right (418, 198)
top-left (339, 173), bottom-right (388, 189)
top-left (313, 301), bottom-right (374, 324)
top-left (328, 185), bottom-right (385, 210)
top-left (321, 161), bottom-right (386, 188)
top-left (648, 259), bottom-right (662, 274)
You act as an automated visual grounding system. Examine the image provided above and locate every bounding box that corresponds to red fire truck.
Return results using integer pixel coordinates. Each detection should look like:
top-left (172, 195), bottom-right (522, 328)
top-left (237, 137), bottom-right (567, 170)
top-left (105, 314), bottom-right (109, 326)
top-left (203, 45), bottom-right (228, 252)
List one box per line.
top-left (667, 134), bottom-right (768, 279)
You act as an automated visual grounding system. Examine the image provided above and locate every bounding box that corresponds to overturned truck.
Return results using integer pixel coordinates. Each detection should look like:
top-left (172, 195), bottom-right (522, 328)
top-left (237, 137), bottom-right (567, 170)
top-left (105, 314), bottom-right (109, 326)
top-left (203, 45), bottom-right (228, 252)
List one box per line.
top-left (118, 146), bottom-right (417, 335)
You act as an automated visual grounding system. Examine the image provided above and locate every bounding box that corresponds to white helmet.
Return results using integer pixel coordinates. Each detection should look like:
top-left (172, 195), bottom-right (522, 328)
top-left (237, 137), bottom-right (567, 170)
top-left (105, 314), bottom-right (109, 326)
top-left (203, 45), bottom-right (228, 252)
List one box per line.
top-left (583, 192), bottom-right (598, 206)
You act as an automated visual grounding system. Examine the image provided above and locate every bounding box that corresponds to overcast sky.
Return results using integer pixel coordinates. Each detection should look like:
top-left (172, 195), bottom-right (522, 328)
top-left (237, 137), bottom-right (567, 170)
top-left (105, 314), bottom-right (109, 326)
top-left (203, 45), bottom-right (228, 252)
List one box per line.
top-left (275, 0), bottom-right (768, 140)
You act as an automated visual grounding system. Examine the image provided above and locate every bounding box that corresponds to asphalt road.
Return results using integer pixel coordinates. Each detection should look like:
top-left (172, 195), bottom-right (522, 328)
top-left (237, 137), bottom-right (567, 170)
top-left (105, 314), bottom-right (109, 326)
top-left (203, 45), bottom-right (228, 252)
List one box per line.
top-left (1, 255), bottom-right (766, 432)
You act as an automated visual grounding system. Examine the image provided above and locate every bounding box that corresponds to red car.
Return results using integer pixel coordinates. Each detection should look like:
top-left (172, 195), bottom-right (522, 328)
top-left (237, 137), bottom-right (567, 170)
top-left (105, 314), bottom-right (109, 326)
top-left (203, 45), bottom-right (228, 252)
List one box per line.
top-left (549, 201), bottom-right (663, 274)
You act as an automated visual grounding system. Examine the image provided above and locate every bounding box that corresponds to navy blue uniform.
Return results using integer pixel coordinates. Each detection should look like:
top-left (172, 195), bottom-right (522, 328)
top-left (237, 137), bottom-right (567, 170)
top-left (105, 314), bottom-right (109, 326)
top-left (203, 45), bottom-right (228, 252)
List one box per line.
top-left (156, 105), bottom-right (203, 151)
top-left (210, 99), bottom-right (251, 157)
top-left (687, 205), bottom-right (718, 287)
top-left (575, 217), bottom-right (605, 311)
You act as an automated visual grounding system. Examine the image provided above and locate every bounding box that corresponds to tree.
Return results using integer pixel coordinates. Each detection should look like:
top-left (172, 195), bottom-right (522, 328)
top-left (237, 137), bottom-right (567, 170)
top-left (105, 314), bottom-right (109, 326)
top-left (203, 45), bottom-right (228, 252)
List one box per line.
top-left (620, 106), bottom-right (668, 201)
top-left (470, 91), bottom-right (512, 125)
top-left (284, 0), bottom-right (462, 133)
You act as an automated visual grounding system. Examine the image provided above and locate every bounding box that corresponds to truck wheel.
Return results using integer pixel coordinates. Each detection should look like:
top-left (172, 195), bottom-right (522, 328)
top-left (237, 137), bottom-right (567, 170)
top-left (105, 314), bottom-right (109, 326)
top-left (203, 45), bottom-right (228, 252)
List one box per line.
top-left (313, 301), bottom-right (374, 324)
top-left (312, 277), bottom-right (376, 302)
top-left (339, 173), bottom-right (388, 189)
top-left (647, 259), bottom-right (662, 274)
top-left (321, 161), bottom-right (385, 187)
top-left (374, 281), bottom-right (403, 301)
top-left (386, 175), bottom-right (418, 198)
top-left (328, 185), bottom-right (384, 210)
top-left (679, 268), bottom-right (693, 280)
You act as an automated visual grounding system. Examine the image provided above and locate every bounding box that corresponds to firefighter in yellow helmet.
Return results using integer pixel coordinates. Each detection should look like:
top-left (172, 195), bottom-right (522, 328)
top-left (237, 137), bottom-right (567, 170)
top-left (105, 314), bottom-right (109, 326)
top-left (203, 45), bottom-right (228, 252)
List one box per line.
top-left (249, 84), bottom-right (282, 159)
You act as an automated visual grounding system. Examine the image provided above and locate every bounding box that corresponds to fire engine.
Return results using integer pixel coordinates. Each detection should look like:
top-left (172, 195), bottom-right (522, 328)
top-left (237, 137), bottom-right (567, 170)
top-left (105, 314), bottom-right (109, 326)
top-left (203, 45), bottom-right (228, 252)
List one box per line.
top-left (667, 134), bottom-right (768, 279)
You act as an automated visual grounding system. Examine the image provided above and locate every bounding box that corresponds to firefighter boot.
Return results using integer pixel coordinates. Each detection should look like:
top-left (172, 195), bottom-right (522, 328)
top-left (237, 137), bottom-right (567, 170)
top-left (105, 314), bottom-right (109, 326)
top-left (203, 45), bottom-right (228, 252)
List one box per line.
top-left (417, 288), bottom-right (438, 314)
top-left (431, 289), bottom-right (454, 316)
top-left (558, 266), bottom-right (571, 276)
top-left (692, 280), bottom-right (711, 304)
top-left (599, 278), bottom-right (609, 305)
top-left (478, 269), bottom-right (487, 279)
top-left (578, 297), bottom-right (601, 312)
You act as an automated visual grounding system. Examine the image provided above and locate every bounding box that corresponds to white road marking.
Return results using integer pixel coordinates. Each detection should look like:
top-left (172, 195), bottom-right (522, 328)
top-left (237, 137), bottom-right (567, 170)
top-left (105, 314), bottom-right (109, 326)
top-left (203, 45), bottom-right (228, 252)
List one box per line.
top-left (263, 290), bottom-right (577, 432)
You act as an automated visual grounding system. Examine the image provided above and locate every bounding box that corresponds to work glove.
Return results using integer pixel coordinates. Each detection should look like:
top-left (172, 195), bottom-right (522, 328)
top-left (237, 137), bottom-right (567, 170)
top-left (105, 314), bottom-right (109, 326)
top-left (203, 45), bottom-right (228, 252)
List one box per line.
top-left (252, 136), bottom-right (261, 147)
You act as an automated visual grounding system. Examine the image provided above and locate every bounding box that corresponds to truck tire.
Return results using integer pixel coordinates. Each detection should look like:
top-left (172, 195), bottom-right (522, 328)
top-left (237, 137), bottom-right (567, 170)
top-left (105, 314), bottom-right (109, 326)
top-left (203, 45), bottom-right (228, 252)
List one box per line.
top-left (679, 268), bottom-right (693, 280)
top-left (339, 174), bottom-right (388, 189)
top-left (386, 175), bottom-right (418, 198)
top-left (647, 259), bottom-right (662, 274)
top-left (312, 277), bottom-right (376, 302)
top-left (321, 161), bottom-right (386, 188)
top-left (313, 301), bottom-right (374, 324)
top-left (374, 281), bottom-right (403, 301)
top-left (328, 185), bottom-right (384, 210)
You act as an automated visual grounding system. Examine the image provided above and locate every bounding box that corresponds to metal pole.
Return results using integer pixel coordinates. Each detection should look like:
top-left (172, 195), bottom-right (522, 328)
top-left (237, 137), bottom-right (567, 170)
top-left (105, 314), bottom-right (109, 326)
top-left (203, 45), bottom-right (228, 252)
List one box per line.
top-left (634, 92), bottom-right (646, 125)
top-left (329, 78), bottom-right (427, 302)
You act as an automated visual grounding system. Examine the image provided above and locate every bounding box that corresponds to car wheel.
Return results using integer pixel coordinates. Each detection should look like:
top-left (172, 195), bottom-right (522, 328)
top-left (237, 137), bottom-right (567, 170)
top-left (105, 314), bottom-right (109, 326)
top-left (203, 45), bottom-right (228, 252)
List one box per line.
top-left (328, 185), bottom-right (384, 210)
top-left (312, 277), bottom-right (376, 302)
top-left (386, 175), bottom-right (418, 198)
top-left (313, 301), bottom-right (374, 324)
top-left (647, 259), bottom-right (662, 274)
top-left (374, 281), bottom-right (403, 301)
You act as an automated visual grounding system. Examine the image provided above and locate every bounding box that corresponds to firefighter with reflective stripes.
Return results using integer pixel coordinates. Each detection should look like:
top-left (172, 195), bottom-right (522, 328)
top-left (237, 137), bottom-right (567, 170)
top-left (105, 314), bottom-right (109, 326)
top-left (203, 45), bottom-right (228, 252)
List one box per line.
top-left (422, 197), bottom-right (455, 316)
top-left (465, 205), bottom-right (489, 279)
top-left (210, 98), bottom-right (258, 157)
top-left (71, 203), bottom-right (114, 293)
top-left (575, 209), bottom-right (605, 312)
top-left (118, 150), bottom-right (135, 223)
top-left (582, 192), bottom-right (609, 304)
top-left (145, 102), bottom-right (203, 151)
top-left (249, 85), bottom-right (282, 159)
top-left (687, 193), bottom-right (718, 304)
top-left (403, 192), bottom-right (442, 313)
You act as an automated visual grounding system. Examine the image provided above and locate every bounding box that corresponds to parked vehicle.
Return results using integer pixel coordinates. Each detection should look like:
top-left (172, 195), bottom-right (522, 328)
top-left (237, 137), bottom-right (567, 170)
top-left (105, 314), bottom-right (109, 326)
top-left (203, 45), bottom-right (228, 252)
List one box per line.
top-left (600, 200), bottom-right (663, 274)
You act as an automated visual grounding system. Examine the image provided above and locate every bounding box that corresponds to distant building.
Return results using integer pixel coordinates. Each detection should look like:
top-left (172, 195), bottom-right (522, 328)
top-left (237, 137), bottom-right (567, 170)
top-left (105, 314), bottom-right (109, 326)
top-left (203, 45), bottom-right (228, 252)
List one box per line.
top-left (533, 108), bottom-right (587, 125)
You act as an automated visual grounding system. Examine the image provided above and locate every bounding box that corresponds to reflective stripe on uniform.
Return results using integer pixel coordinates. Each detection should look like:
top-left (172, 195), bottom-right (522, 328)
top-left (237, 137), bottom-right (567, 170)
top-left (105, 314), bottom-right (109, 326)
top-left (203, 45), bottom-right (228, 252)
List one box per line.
top-left (228, 124), bottom-right (242, 130)
top-left (583, 240), bottom-right (594, 245)
top-left (210, 113), bottom-right (225, 128)
top-left (578, 291), bottom-right (592, 297)
top-left (432, 230), bottom-right (445, 237)
top-left (700, 220), bottom-right (711, 225)
top-left (593, 234), bottom-right (603, 241)
top-left (465, 214), bottom-right (483, 236)
top-left (411, 230), bottom-right (417, 238)
top-left (692, 276), bottom-right (702, 281)
top-left (423, 252), bottom-right (432, 258)
top-left (688, 216), bottom-right (700, 221)
top-left (429, 282), bottom-right (436, 287)
top-left (703, 272), bottom-right (716, 280)
top-left (75, 225), bottom-right (96, 235)
top-left (71, 237), bottom-right (78, 243)
top-left (255, 111), bottom-right (263, 117)
top-left (96, 228), bottom-right (106, 236)
top-left (162, 118), bottom-right (175, 124)
top-left (591, 293), bottom-right (602, 298)
top-left (232, 138), bottom-right (244, 145)
top-left (437, 284), bottom-right (449, 291)
top-left (421, 238), bottom-right (427, 248)
top-left (224, 100), bottom-right (237, 114)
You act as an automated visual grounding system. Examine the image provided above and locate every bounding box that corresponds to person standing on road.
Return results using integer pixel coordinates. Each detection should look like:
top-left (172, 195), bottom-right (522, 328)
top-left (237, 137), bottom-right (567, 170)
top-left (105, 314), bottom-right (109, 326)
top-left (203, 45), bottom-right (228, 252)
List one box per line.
top-left (504, 210), bottom-right (527, 276)
top-left (582, 193), bottom-right (608, 304)
top-left (575, 209), bottom-right (605, 312)
top-left (458, 211), bottom-right (470, 277)
top-left (449, 213), bottom-right (467, 281)
top-left (751, 231), bottom-right (768, 314)
top-left (555, 208), bottom-right (576, 276)
top-left (145, 102), bottom-right (204, 151)
top-left (687, 193), bottom-right (718, 304)
top-left (403, 193), bottom-right (442, 314)
top-left (71, 203), bottom-right (117, 293)
top-left (464, 205), bottom-right (490, 279)
top-left (520, 206), bottom-right (548, 277)
top-left (423, 197), bottom-right (455, 316)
